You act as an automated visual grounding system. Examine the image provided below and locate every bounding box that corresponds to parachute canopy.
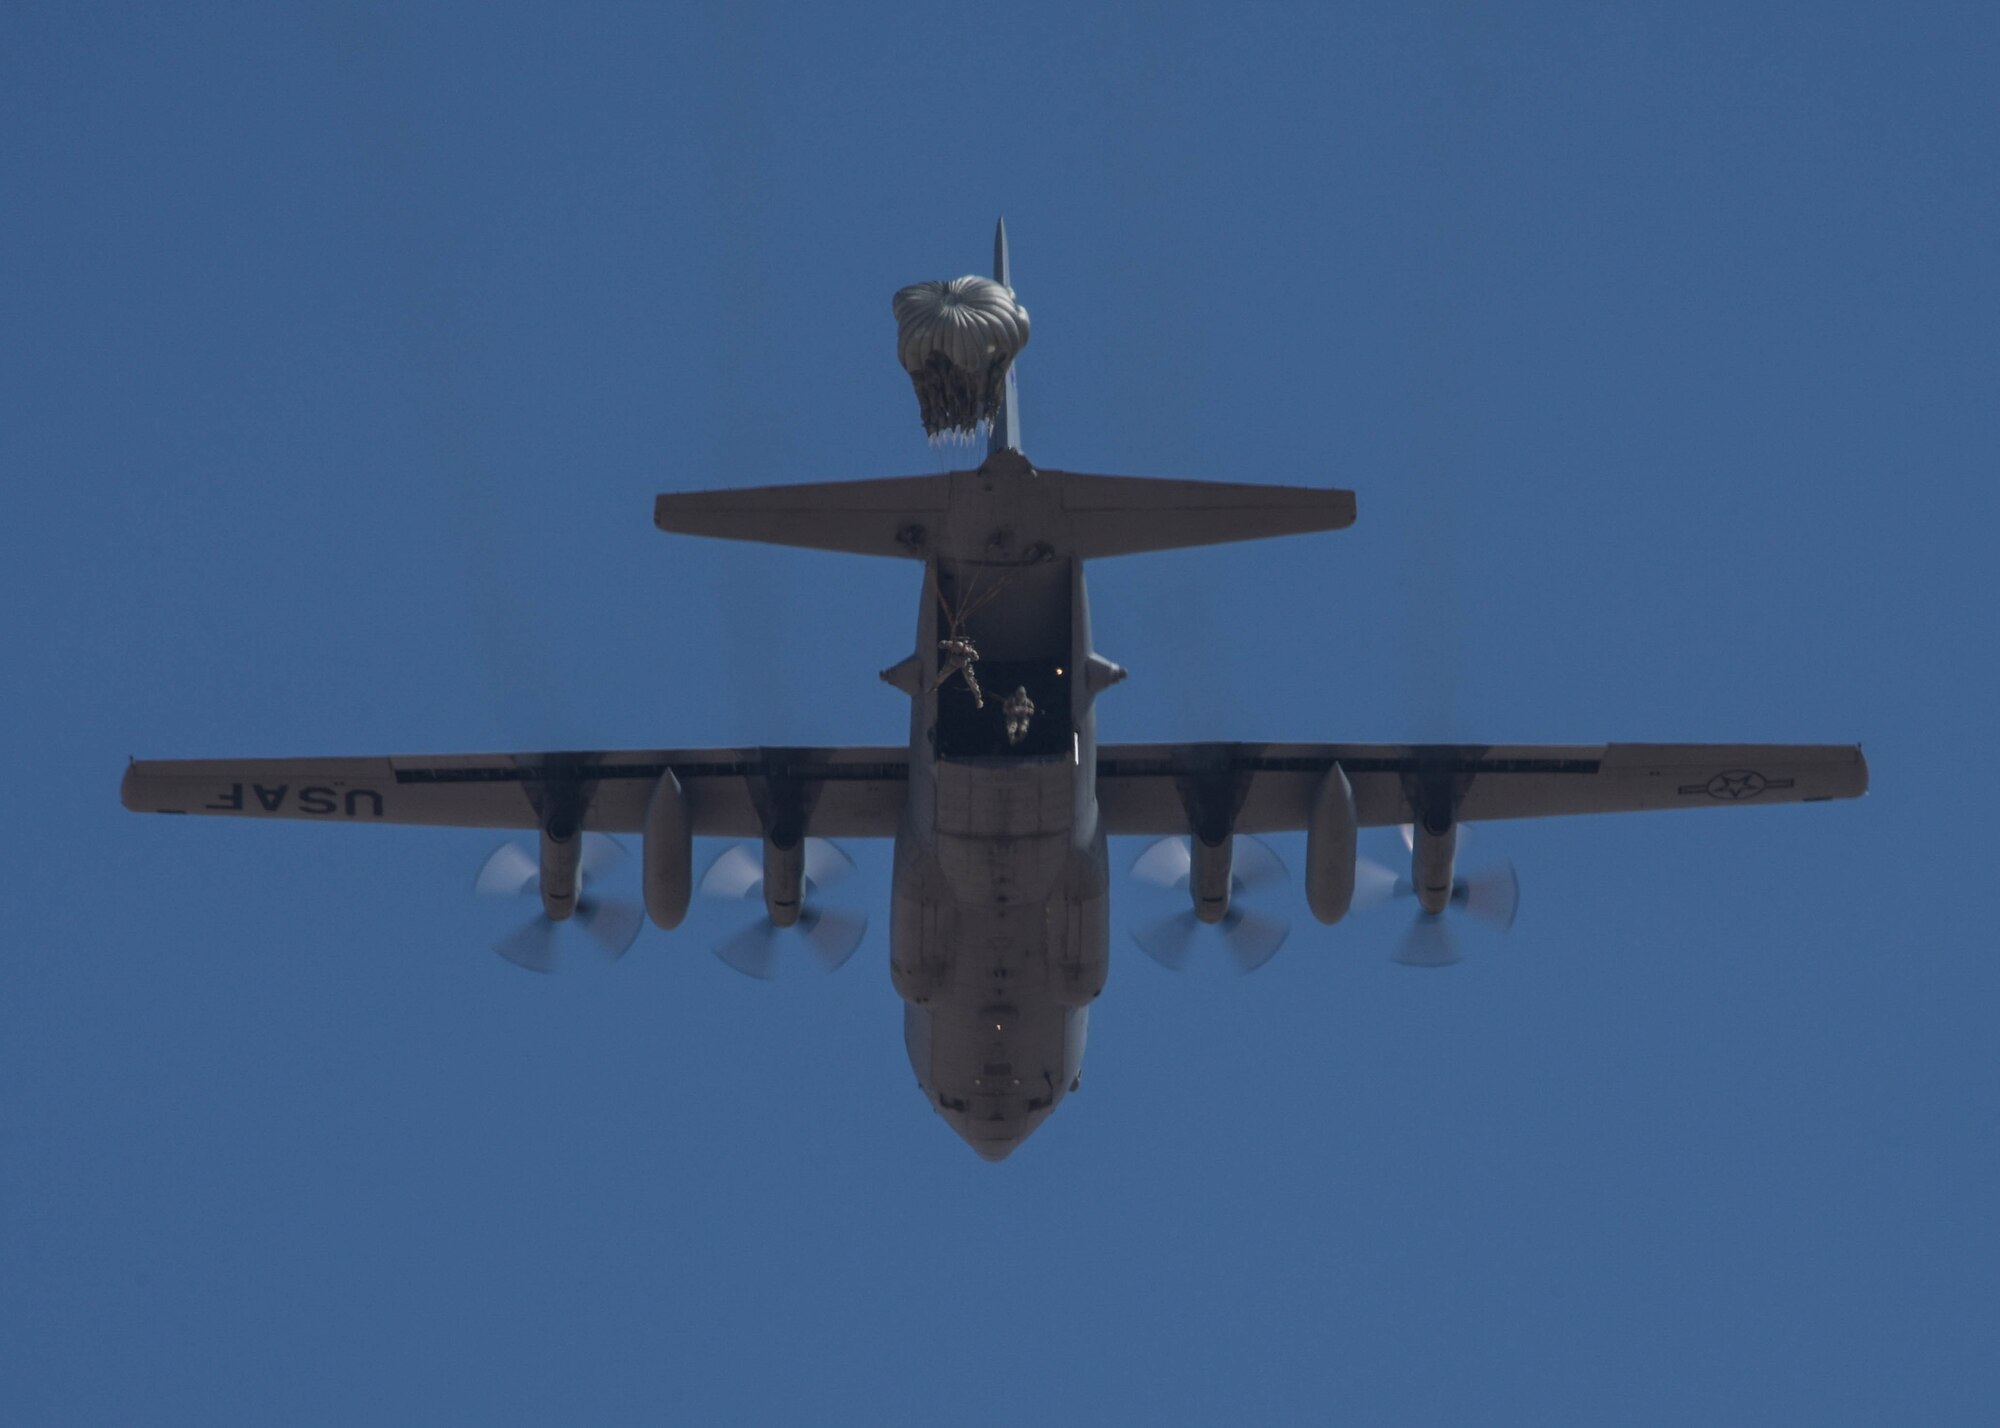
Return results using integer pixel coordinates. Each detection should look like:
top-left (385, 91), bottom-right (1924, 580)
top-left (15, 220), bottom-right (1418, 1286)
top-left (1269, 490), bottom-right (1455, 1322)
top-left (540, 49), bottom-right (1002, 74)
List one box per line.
top-left (891, 276), bottom-right (1030, 439)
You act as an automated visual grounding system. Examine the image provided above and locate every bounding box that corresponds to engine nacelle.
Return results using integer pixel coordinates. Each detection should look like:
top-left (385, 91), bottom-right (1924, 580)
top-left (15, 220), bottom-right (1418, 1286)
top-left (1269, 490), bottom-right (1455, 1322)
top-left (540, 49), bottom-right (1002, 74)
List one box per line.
top-left (539, 824), bottom-right (582, 921)
top-left (1189, 835), bottom-right (1233, 924)
top-left (1410, 812), bottom-right (1457, 916)
top-left (762, 837), bottom-right (805, 927)
top-left (642, 770), bottom-right (691, 931)
top-left (1304, 764), bottom-right (1358, 925)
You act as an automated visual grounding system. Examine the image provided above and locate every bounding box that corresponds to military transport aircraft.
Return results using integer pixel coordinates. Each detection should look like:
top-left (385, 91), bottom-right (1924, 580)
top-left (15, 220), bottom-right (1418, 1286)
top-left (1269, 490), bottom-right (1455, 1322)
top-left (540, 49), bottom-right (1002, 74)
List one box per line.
top-left (122, 222), bottom-right (1868, 1160)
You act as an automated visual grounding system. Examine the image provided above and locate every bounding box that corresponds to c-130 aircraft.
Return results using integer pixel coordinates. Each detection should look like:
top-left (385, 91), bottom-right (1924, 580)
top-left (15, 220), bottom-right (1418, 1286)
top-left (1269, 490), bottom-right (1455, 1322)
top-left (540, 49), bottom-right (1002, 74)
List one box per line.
top-left (123, 222), bottom-right (1867, 1161)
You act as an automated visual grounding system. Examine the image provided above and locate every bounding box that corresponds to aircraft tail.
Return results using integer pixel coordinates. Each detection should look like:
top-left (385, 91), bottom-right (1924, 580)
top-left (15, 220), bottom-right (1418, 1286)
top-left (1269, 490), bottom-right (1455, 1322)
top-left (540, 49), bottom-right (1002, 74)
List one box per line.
top-left (654, 219), bottom-right (1354, 561)
top-left (988, 217), bottom-right (1022, 457)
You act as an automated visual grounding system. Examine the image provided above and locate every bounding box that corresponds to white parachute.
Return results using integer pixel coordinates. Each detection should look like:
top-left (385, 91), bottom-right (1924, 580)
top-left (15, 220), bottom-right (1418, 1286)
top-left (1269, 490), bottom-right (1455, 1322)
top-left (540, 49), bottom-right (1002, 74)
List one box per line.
top-left (892, 276), bottom-right (1030, 439)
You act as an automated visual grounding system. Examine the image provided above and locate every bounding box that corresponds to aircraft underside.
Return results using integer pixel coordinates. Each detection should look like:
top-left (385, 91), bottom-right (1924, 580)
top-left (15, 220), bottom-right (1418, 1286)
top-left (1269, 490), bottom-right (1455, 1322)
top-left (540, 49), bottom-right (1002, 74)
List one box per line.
top-left (886, 543), bottom-right (1112, 1157)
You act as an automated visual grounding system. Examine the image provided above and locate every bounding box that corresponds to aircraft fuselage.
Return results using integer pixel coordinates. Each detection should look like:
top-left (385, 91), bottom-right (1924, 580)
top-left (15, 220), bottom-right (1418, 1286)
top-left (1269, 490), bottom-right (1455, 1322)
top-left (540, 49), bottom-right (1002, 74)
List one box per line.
top-left (890, 544), bottom-right (1110, 1160)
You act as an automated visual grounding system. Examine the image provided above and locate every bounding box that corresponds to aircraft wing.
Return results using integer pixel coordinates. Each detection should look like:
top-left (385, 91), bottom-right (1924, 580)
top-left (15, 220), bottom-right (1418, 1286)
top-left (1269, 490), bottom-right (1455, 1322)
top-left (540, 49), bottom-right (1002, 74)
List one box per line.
top-left (120, 748), bottom-right (910, 839)
top-left (1095, 742), bottom-right (1868, 835)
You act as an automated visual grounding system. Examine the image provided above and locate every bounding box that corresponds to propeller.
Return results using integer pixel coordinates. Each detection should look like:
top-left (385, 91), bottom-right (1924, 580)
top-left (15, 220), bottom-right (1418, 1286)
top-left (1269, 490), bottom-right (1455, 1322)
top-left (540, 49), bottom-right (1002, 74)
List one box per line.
top-left (473, 832), bottom-right (644, 973)
top-left (1352, 826), bottom-right (1520, 967)
top-left (697, 837), bottom-right (869, 979)
top-left (1128, 835), bottom-right (1293, 973)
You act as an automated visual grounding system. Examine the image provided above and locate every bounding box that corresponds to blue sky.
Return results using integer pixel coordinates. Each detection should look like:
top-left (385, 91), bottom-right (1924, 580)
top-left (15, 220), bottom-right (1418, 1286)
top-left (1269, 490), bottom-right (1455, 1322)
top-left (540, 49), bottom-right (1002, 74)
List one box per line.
top-left (3, 3), bottom-right (1995, 1423)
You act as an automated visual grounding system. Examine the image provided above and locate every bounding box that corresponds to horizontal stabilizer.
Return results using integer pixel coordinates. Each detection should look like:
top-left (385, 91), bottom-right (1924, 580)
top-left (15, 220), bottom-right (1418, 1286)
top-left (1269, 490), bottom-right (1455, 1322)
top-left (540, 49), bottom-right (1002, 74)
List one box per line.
top-left (655, 463), bottom-right (1354, 562)
top-left (1057, 472), bottom-right (1355, 558)
top-left (656, 476), bottom-right (949, 559)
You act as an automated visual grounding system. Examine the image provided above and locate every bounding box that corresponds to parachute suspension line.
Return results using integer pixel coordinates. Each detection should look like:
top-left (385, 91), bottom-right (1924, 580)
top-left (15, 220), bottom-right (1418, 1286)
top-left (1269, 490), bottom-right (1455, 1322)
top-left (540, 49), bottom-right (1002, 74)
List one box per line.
top-left (926, 410), bottom-right (992, 449)
top-left (932, 567), bottom-right (1019, 710)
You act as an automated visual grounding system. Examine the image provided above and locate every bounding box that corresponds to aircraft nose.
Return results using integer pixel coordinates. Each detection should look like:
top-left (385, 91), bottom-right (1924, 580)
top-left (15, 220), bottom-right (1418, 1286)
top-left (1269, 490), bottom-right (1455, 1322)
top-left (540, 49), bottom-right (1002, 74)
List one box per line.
top-left (948, 1107), bottom-right (1046, 1162)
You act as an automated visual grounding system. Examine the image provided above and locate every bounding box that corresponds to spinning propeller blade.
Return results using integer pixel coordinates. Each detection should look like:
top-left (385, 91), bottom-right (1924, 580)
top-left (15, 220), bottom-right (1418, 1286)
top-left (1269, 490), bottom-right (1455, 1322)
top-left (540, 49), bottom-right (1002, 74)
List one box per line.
top-left (473, 841), bottom-right (539, 897)
top-left (1357, 827), bottom-right (1519, 966)
top-left (1231, 836), bottom-right (1287, 894)
top-left (699, 843), bottom-right (764, 900)
top-left (714, 919), bottom-right (782, 980)
top-left (1457, 864), bottom-right (1520, 929)
top-left (698, 837), bottom-right (869, 979)
top-left (1394, 915), bottom-right (1459, 969)
top-left (1132, 911), bottom-right (1201, 971)
top-left (1352, 856), bottom-right (1402, 911)
top-left (494, 916), bottom-right (560, 974)
top-left (474, 832), bottom-right (642, 972)
top-left (803, 838), bottom-right (856, 888)
top-left (1127, 835), bottom-right (1293, 973)
top-left (800, 905), bottom-right (869, 970)
top-left (1130, 835), bottom-right (1192, 890)
top-left (575, 895), bottom-right (644, 959)
top-left (1223, 907), bottom-right (1290, 973)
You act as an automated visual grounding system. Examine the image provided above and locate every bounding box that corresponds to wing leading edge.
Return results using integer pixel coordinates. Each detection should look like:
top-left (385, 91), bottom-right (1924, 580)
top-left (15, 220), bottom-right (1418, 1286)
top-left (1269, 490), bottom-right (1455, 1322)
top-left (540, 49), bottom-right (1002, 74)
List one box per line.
top-left (1095, 742), bottom-right (1868, 836)
top-left (121, 748), bottom-right (909, 839)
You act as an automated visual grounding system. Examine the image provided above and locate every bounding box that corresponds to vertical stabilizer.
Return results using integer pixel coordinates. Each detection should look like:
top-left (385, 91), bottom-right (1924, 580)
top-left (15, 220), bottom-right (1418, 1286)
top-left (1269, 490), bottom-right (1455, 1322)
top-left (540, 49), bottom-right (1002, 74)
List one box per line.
top-left (988, 217), bottom-right (1022, 456)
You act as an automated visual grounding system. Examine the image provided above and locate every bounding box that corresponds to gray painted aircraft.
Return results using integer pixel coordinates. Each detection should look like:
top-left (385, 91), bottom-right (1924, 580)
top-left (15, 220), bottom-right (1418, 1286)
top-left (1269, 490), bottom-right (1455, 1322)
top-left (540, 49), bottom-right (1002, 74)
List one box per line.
top-left (122, 222), bottom-right (1868, 1160)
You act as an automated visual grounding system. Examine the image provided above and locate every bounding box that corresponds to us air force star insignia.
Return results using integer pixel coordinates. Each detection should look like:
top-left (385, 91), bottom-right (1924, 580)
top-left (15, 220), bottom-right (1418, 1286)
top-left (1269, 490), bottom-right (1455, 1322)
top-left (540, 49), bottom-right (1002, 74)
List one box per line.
top-left (1707, 770), bottom-right (1766, 799)
top-left (1675, 769), bottom-right (1795, 800)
